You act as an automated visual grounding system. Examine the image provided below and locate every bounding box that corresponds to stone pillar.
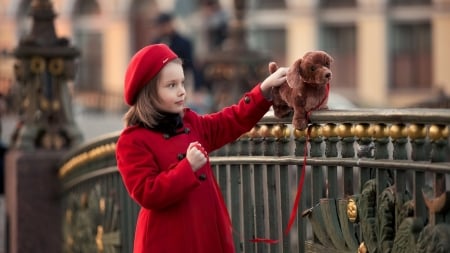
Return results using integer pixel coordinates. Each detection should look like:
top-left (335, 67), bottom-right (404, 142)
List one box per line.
top-left (286, 0), bottom-right (318, 64)
top-left (356, 0), bottom-right (389, 106)
top-left (5, 150), bottom-right (64, 253)
top-left (432, 0), bottom-right (450, 94)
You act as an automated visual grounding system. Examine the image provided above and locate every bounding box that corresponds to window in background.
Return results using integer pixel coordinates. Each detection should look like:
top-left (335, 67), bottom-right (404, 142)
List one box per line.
top-left (249, 28), bottom-right (286, 65)
top-left (390, 0), bottom-right (431, 6)
top-left (320, 0), bottom-right (356, 8)
top-left (73, 0), bottom-right (101, 15)
top-left (253, 0), bottom-right (286, 9)
top-left (390, 22), bottom-right (431, 90)
top-left (72, 0), bottom-right (102, 92)
top-left (73, 31), bottom-right (102, 92)
top-left (321, 24), bottom-right (357, 89)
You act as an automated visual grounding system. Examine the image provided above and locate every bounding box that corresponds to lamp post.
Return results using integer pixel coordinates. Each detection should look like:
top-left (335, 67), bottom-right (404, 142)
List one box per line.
top-left (202, 0), bottom-right (271, 111)
top-left (5, 2), bottom-right (82, 253)
top-left (12, 0), bottom-right (82, 150)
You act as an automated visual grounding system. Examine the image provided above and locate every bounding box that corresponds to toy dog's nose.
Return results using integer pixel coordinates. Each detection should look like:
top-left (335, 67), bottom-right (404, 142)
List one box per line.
top-left (325, 72), bottom-right (331, 78)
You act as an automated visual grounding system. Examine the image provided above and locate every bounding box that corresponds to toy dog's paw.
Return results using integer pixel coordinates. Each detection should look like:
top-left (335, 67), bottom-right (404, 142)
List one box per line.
top-left (293, 119), bottom-right (308, 130)
top-left (273, 106), bottom-right (292, 118)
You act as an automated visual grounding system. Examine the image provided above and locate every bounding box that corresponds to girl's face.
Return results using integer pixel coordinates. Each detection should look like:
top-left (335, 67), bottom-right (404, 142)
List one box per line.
top-left (155, 61), bottom-right (186, 114)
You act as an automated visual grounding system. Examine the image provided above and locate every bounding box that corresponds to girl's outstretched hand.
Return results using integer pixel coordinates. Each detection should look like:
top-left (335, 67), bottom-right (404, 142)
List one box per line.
top-left (260, 65), bottom-right (288, 98)
top-left (186, 142), bottom-right (208, 172)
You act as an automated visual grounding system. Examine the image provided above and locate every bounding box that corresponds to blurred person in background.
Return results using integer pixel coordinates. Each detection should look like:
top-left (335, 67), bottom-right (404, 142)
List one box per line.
top-left (153, 11), bottom-right (218, 113)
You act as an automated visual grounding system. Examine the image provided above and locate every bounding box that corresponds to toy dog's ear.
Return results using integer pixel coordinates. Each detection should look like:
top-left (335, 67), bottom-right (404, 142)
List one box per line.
top-left (287, 58), bottom-right (302, 88)
top-left (268, 62), bottom-right (278, 74)
top-left (326, 53), bottom-right (334, 64)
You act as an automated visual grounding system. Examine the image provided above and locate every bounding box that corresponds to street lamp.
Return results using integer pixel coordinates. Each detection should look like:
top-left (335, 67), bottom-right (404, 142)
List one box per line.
top-left (202, 0), bottom-right (271, 111)
top-left (11, 0), bottom-right (83, 150)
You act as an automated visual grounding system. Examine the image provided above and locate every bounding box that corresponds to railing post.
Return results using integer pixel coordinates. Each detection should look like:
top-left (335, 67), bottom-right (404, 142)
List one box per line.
top-left (338, 123), bottom-right (356, 196)
top-left (240, 132), bottom-right (257, 253)
top-left (391, 124), bottom-right (411, 231)
top-left (408, 124), bottom-right (428, 220)
top-left (263, 124), bottom-right (282, 252)
top-left (228, 139), bottom-right (243, 251)
top-left (273, 124), bottom-right (293, 252)
top-left (323, 124), bottom-right (339, 198)
top-left (429, 124), bottom-right (449, 224)
top-left (249, 126), bottom-right (269, 253)
top-left (294, 128), bottom-right (308, 253)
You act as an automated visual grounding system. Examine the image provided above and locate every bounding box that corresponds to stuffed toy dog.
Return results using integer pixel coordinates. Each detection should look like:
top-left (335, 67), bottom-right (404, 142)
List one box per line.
top-left (271, 51), bottom-right (333, 130)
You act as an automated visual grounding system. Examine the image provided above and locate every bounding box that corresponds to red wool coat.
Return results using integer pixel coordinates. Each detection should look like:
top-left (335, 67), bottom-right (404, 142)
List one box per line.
top-left (116, 84), bottom-right (272, 253)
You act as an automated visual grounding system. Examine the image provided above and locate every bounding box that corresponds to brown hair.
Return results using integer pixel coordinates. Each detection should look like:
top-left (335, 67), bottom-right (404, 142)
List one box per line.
top-left (123, 58), bottom-right (183, 128)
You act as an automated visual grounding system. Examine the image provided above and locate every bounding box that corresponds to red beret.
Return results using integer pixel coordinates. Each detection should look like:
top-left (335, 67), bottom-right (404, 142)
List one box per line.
top-left (124, 44), bottom-right (178, 105)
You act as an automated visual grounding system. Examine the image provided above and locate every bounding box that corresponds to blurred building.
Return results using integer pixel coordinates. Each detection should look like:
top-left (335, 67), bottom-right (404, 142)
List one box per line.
top-left (0, 0), bottom-right (449, 110)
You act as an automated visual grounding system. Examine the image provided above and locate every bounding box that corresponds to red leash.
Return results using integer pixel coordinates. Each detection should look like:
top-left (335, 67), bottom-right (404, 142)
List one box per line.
top-left (251, 83), bottom-right (330, 243)
top-left (284, 82), bottom-right (330, 235)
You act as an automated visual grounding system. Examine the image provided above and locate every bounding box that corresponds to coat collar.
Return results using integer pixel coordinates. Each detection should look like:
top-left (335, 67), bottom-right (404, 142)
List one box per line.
top-left (150, 111), bottom-right (185, 137)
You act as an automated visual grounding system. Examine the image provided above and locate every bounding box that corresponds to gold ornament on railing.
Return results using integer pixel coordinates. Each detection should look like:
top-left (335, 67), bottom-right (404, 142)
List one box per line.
top-left (99, 197), bottom-right (106, 214)
top-left (389, 124), bottom-right (408, 139)
top-left (347, 198), bottom-right (358, 223)
top-left (321, 123), bottom-right (338, 138)
top-left (271, 124), bottom-right (290, 139)
top-left (407, 124), bottom-right (427, 139)
top-left (358, 242), bottom-right (367, 253)
top-left (354, 124), bottom-right (371, 138)
top-left (96, 225), bottom-right (104, 253)
top-left (293, 128), bottom-right (308, 138)
top-left (247, 126), bottom-right (260, 138)
top-left (369, 124), bottom-right (388, 139)
top-left (337, 123), bottom-right (353, 138)
top-left (429, 124), bottom-right (449, 141)
top-left (59, 142), bottom-right (117, 178)
top-left (258, 124), bottom-right (270, 138)
top-left (309, 124), bottom-right (321, 138)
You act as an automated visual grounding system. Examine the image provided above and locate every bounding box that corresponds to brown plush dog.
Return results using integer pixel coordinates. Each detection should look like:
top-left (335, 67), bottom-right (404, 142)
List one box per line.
top-left (271, 51), bottom-right (333, 130)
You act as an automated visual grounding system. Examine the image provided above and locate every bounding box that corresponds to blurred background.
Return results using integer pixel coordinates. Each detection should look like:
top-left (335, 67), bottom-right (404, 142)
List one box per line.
top-left (0, 1), bottom-right (449, 252)
top-left (0, 0), bottom-right (449, 143)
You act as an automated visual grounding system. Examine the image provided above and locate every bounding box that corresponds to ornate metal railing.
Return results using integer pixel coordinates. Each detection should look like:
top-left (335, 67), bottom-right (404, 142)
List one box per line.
top-left (58, 108), bottom-right (450, 253)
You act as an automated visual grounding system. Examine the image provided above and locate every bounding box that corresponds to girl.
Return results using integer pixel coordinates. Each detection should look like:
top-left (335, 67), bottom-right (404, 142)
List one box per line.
top-left (116, 43), bottom-right (287, 253)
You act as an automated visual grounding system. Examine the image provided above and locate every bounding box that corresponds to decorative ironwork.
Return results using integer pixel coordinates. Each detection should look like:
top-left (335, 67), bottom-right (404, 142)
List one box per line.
top-left (63, 184), bottom-right (121, 253)
top-left (11, 0), bottom-right (82, 150)
top-left (59, 109), bottom-right (450, 253)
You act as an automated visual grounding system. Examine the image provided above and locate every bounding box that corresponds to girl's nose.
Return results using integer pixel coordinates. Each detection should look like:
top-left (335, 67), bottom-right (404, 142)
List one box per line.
top-left (178, 84), bottom-right (186, 96)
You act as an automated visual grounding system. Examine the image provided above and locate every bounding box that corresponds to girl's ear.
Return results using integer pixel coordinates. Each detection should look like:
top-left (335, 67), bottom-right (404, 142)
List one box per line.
top-left (286, 58), bottom-right (302, 88)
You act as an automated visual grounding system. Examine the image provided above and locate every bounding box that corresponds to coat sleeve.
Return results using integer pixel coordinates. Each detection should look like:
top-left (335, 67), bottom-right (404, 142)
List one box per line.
top-left (116, 132), bottom-right (200, 210)
top-left (200, 83), bottom-right (272, 151)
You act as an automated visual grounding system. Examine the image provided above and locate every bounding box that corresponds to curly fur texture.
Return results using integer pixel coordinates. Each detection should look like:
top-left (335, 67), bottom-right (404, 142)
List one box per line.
top-left (271, 51), bottom-right (333, 130)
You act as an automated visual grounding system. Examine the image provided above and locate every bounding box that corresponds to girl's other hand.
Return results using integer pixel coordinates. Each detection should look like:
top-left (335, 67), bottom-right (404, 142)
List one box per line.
top-left (186, 142), bottom-right (208, 172)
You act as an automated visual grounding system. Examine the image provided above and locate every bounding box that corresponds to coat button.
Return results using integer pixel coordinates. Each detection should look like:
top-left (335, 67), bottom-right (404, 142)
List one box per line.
top-left (244, 96), bottom-right (251, 103)
top-left (163, 134), bottom-right (170, 139)
top-left (184, 128), bottom-right (190, 133)
top-left (177, 153), bottom-right (185, 160)
top-left (198, 174), bottom-right (207, 181)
